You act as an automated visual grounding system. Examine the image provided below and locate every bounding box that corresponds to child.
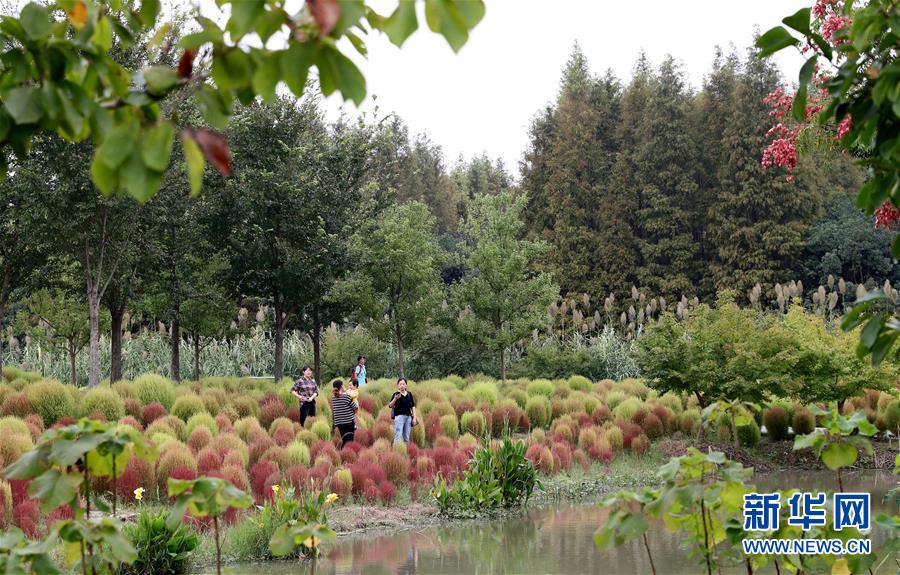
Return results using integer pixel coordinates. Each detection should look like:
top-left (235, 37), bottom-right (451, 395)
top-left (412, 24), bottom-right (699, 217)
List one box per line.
top-left (346, 377), bottom-right (360, 410)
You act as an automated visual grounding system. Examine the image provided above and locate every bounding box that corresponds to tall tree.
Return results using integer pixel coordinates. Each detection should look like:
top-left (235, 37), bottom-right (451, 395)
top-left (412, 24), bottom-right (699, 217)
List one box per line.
top-left (706, 50), bottom-right (820, 296)
top-left (450, 191), bottom-right (558, 380)
top-left (349, 201), bottom-right (443, 377)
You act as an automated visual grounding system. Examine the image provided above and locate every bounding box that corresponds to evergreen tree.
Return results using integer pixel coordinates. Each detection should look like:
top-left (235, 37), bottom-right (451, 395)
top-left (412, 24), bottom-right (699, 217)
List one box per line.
top-left (707, 50), bottom-right (820, 296)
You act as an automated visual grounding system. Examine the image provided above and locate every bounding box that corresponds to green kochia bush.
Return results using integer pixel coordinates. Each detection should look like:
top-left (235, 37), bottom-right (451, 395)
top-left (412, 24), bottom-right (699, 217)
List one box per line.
top-left (133, 374), bottom-right (176, 410)
top-left (171, 394), bottom-right (207, 421)
top-left (467, 381), bottom-right (498, 406)
top-left (524, 397), bottom-right (550, 428)
top-left (526, 379), bottom-right (554, 398)
top-left (80, 387), bottom-right (125, 421)
top-left (25, 379), bottom-right (75, 427)
top-left (460, 411), bottom-right (486, 436)
top-left (737, 419), bottom-right (761, 448)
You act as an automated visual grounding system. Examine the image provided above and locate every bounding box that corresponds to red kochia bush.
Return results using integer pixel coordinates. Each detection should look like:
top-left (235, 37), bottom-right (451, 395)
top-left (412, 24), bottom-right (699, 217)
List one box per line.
top-left (591, 404), bottom-right (611, 424)
top-left (117, 457), bottom-right (154, 500)
top-left (380, 451), bottom-right (410, 483)
top-left (259, 401), bottom-right (286, 430)
top-left (349, 461), bottom-right (386, 496)
top-left (431, 447), bottom-right (455, 469)
top-left (310, 440), bottom-right (340, 467)
top-left (551, 442), bottom-right (573, 470)
top-left (13, 500), bottom-right (40, 537)
top-left (250, 460), bottom-right (279, 499)
top-left (1, 392), bottom-right (33, 418)
top-left (197, 448), bottom-right (223, 475)
top-left (215, 414), bottom-right (234, 433)
top-left (285, 464), bottom-right (309, 492)
top-left (272, 426), bottom-right (294, 447)
top-left (330, 476), bottom-right (351, 498)
top-left (354, 428), bottom-right (373, 447)
top-left (46, 504), bottom-right (73, 526)
top-left (378, 481), bottom-right (396, 503)
top-left (363, 479), bottom-right (379, 502)
top-left (141, 402), bottom-right (167, 426)
top-left (124, 398), bottom-right (142, 420)
top-left (358, 396), bottom-right (375, 414)
top-left (119, 415), bottom-right (144, 432)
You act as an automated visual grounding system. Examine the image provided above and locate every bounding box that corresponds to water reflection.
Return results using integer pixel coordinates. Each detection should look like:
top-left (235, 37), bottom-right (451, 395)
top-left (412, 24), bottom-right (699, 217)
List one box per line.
top-left (218, 471), bottom-right (898, 575)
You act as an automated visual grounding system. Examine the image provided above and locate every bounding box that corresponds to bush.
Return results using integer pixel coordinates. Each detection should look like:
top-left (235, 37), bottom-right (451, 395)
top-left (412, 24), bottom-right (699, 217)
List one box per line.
top-left (283, 441), bottom-right (311, 468)
top-left (439, 414), bottom-right (459, 440)
top-left (737, 419), bottom-right (761, 448)
top-left (171, 394), bottom-right (207, 421)
top-left (679, 409), bottom-right (701, 435)
top-left (884, 400), bottom-right (900, 432)
top-left (612, 397), bottom-right (642, 422)
top-left (156, 443), bottom-right (197, 490)
top-left (311, 419), bottom-right (332, 441)
top-left (133, 374), bottom-right (176, 410)
top-left (567, 375), bottom-right (592, 391)
top-left (792, 407), bottom-right (816, 435)
top-left (0, 416), bottom-right (30, 438)
top-left (524, 397), bottom-right (550, 428)
top-left (763, 406), bottom-right (790, 441)
top-left (80, 387), bottom-right (125, 422)
top-left (0, 392), bottom-right (32, 418)
top-left (25, 379), bottom-right (75, 427)
top-left (185, 413), bottom-right (218, 437)
top-left (121, 509), bottom-right (198, 575)
top-left (187, 427), bottom-right (213, 452)
top-left (526, 379), bottom-right (554, 397)
top-left (141, 402), bottom-right (167, 427)
top-left (466, 381), bottom-right (498, 406)
top-left (460, 411), bottom-right (486, 436)
top-left (0, 433), bottom-right (32, 468)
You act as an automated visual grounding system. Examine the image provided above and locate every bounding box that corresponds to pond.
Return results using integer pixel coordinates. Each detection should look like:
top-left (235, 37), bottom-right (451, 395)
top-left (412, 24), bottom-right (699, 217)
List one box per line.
top-left (209, 471), bottom-right (898, 575)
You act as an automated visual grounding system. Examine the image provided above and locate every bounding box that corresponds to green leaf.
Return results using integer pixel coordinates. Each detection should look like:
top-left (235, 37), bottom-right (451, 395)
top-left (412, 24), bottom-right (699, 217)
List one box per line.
top-left (424, 0), bottom-right (471, 52)
top-left (138, 0), bottom-right (161, 28)
top-left (4, 87), bottom-right (43, 124)
top-left (29, 469), bottom-right (82, 511)
top-left (142, 66), bottom-right (178, 95)
top-left (181, 133), bottom-right (204, 196)
top-left (821, 442), bottom-right (857, 470)
top-left (91, 154), bottom-right (117, 195)
top-left (20, 2), bottom-right (51, 41)
top-left (317, 46), bottom-right (366, 105)
top-left (251, 52), bottom-right (281, 103)
top-left (380, 1), bottom-right (418, 47)
top-left (281, 42), bottom-right (316, 96)
top-left (809, 33), bottom-right (833, 60)
top-left (793, 432), bottom-right (822, 451)
top-left (142, 122), bottom-right (175, 171)
top-left (756, 26), bottom-right (799, 57)
top-left (859, 313), bottom-right (885, 348)
top-left (227, 0), bottom-right (265, 39)
top-left (91, 15), bottom-right (112, 52)
top-left (792, 58), bottom-right (817, 121)
top-left (2, 447), bottom-right (48, 480)
top-left (95, 122), bottom-right (137, 169)
top-left (782, 8), bottom-right (811, 36)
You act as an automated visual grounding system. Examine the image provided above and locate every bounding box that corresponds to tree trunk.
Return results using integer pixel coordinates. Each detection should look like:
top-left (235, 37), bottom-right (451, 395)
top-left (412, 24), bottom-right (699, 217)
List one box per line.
top-left (500, 348), bottom-right (507, 382)
top-left (68, 340), bottom-right (77, 387)
top-left (274, 300), bottom-right (285, 382)
top-left (87, 281), bottom-right (101, 387)
top-left (395, 321), bottom-right (405, 378)
top-left (0, 262), bottom-right (11, 359)
top-left (194, 334), bottom-right (201, 381)
top-left (109, 304), bottom-right (125, 384)
top-left (170, 312), bottom-right (180, 382)
top-left (311, 321), bottom-right (322, 385)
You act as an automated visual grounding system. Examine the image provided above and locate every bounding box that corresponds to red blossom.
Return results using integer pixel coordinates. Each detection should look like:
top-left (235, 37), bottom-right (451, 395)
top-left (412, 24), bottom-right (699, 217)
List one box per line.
top-left (836, 116), bottom-right (852, 139)
top-left (874, 201), bottom-right (900, 230)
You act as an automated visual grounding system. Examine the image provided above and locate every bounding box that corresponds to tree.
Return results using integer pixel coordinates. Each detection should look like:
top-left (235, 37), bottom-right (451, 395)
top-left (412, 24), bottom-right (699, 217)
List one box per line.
top-left (634, 292), bottom-right (794, 407)
top-left (15, 289), bottom-right (93, 386)
top-left (176, 255), bottom-right (233, 382)
top-left (350, 202), bottom-right (443, 377)
top-left (0, 0), bottom-right (484, 201)
top-left (758, 1), bottom-right (900, 363)
top-left (450, 191), bottom-right (558, 380)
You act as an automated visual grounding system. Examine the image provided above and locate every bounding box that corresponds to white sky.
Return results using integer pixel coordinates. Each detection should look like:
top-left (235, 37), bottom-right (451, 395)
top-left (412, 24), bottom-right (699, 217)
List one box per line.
top-left (192, 0), bottom-right (810, 178)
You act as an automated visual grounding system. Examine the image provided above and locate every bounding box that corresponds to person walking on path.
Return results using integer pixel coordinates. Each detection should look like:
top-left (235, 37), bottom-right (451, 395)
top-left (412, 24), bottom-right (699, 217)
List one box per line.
top-left (331, 379), bottom-right (358, 447)
top-left (388, 377), bottom-right (417, 445)
top-left (354, 355), bottom-right (367, 386)
top-left (291, 366), bottom-right (318, 427)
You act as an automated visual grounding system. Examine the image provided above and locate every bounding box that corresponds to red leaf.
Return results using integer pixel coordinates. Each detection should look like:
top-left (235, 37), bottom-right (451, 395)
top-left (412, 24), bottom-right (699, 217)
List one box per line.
top-left (178, 49), bottom-right (195, 79)
top-left (308, 0), bottom-right (340, 36)
top-left (191, 128), bottom-right (232, 177)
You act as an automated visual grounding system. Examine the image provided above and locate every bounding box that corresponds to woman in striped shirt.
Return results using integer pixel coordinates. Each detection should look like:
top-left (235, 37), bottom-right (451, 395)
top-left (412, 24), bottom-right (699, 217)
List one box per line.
top-left (330, 379), bottom-right (358, 447)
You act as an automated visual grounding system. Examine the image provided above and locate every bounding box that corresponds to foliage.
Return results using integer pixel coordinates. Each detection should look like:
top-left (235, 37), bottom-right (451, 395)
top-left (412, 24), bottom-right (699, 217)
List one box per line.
top-left (793, 406), bottom-right (877, 491)
top-left (0, 0), bottom-right (483, 200)
top-left (25, 379), bottom-right (76, 427)
top-left (762, 406), bottom-right (790, 441)
top-left (432, 437), bottom-right (538, 514)
top-left (120, 509), bottom-right (198, 575)
top-left (758, 0), bottom-right (900, 364)
top-left (0, 527), bottom-right (58, 574)
top-left (267, 488), bottom-right (338, 559)
top-left (80, 387), bottom-right (126, 422)
top-left (449, 191), bottom-right (558, 379)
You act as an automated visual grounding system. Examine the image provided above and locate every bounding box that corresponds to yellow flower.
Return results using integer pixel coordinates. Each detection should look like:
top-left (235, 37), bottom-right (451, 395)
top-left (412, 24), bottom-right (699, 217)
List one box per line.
top-left (302, 536), bottom-right (320, 549)
top-left (325, 493), bottom-right (338, 504)
top-left (271, 484), bottom-right (280, 495)
top-left (134, 487), bottom-right (144, 501)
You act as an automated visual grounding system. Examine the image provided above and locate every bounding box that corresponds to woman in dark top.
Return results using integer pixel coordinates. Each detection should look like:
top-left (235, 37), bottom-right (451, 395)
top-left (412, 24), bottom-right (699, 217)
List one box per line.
top-left (388, 377), bottom-right (417, 445)
top-left (330, 379), bottom-right (357, 447)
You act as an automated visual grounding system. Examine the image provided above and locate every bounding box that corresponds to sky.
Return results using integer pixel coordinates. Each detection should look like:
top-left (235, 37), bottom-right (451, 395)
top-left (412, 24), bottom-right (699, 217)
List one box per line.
top-left (191, 0), bottom-right (811, 178)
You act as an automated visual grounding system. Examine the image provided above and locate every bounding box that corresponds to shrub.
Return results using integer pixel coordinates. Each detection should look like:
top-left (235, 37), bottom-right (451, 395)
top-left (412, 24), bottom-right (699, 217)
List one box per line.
top-left (630, 433), bottom-right (650, 454)
top-left (792, 407), bottom-right (816, 436)
top-left (234, 417), bottom-right (264, 443)
top-left (612, 397), bottom-right (642, 422)
top-left (221, 464), bottom-right (251, 493)
top-left (381, 451), bottom-right (410, 483)
top-left (187, 427), bottom-right (213, 452)
top-left (378, 480), bottom-right (397, 503)
top-left (525, 443), bottom-right (554, 474)
top-left (283, 441), bottom-right (311, 468)
top-left (80, 387), bottom-right (125, 421)
top-left (141, 402), bottom-right (167, 427)
top-left (171, 394), bottom-right (207, 421)
top-left (156, 443), bottom-right (197, 490)
top-left (641, 413), bottom-right (664, 439)
top-left (133, 374), bottom-right (176, 410)
top-left (458, 433), bottom-right (478, 452)
top-left (460, 411), bottom-right (486, 437)
top-left (209, 433), bottom-right (250, 467)
top-left (271, 427), bottom-right (294, 447)
top-left (250, 460), bottom-right (280, 499)
top-left (25, 379), bottom-right (75, 426)
top-left (883, 400), bottom-right (900, 432)
top-left (0, 392), bottom-right (32, 418)
top-left (121, 510), bottom-right (198, 575)
top-left (259, 400), bottom-right (286, 429)
top-left (185, 413), bottom-right (218, 438)
top-left (467, 381), bottom-right (498, 406)
top-left (524, 397), bottom-right (550, 428)
top-left (679, 409), bottom-right (701, 435)
top-left (161, 415), bottom-right (187, 441)
top-left (0, 416), bottom-right (30, 437)
top-left (311, 419), bottom-right (332, 442)
top-left (567, 375), bottom-right (592, 391)
top-left (13, 500), bottom-right (40, 538)
top-left (763, 406), bottom-right (790, 441)
top-left (603, 427), bottom-right (624, 451)
top-left (231, 396), bottom-right (259, 419)
top-left (0, 433), bottom-right (32, 468)
top-left (526, 379), bottom-right (554, 397)
top-left (197, 448), bottom-right (223, 475)
top-left (737, 419), bottom-right (761, 448)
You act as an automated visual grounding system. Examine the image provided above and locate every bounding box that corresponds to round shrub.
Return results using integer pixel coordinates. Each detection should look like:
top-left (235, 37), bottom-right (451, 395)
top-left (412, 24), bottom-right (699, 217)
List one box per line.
top-left (141, 402), bottom-right (167, 427)
top-left (283, 441), bottom-right (311, 467)
top-left (439, 414), bottom-right (459, 440)
top-left (160, 416), bottom-right (187, 441)
top-left (525, 397), bottom-right (550, 429)
top-left (187, 427), bottom-right (213, 452)
top-left (526, 379), bottom-right (554, 398)
top-left (0, 416), bottom-right (31, 438)
top-left (156, 443), bottom-right (197, 490)
top-left (171, 394), bottom-right (207, 421)
top-left (133, 374), bottom-right (176, 410)
top-left (0, 392), bottom-right (32, 419)
top-left (259, 400), bottom-right (287, 430)
top-left (641, 413), bottom-right (664, 439)
top-left (26, 379), bottom-right (75, 427)
top-left (763, 406), bottom-right (790, 441)
top-left (0, 433), bottom-right (32, 468)
top-left (460, 411), bottom-right (486, 437)
top-left (679, 409), bottom-right (701, 435)
top-left (185, 413), bottom-right (218, 438)
top-left (458, 433), bottom-right (478, 451)
top-left (630, 433), bottom-right (650, 454)
top-left (508, 389), bottom-right (528, 409)
top-left (231, 396), bottom-right (259, 419)
top-left (525, 444), bottom-right (554, 474)
top-left (209, 433), bottom-right (250, 467)
top-left (333, 468), bottom-right (353, 495)
top-left (311, 419), bottom-right (332, 442)
top-left (737, 419), bottom-right (761, 448)
top-left (80, 388), bottom-right (125, 422)
top-left (268, 417), bottom-right (294, 436)
top-left (233, 417), bottom-right (264, 443)
top-left (381, 451), bottom-right (410, 483)
top-left (792, 407), bottom-right (816, 436)
top-left (612, 397), bottom-right (642, 422)
top-left (567, 375), bottom-right (592, 392)
top-left (466, 381), bottom-right (498, 406)
top-left (604, 427), bottom-right (624, 451)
